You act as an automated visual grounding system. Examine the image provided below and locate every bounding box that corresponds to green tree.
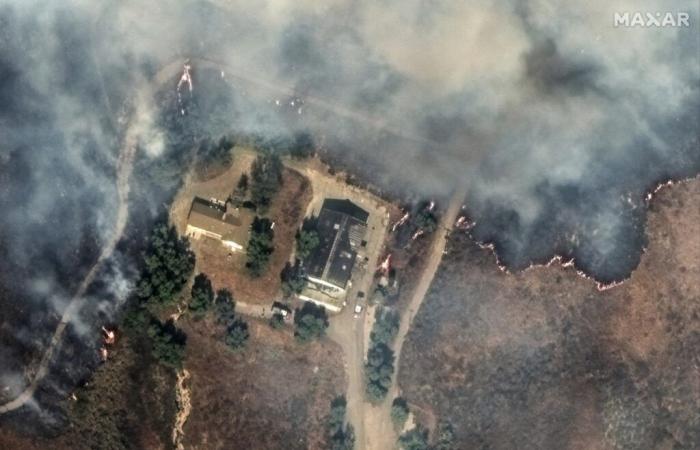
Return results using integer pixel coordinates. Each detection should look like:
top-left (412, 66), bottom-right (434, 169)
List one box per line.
top-left (189, 273), bottom-right (214, 317)
top-left (398, 425), bottom-right (429, 450)
top-left (280, 261), bottom-right (305, 297)
top-left (250, 152), bottom-right (283, 213)
top-left (296, 229), bottom-right (320, 261)
top-left (294, 302), bottom-right (329, 343)
top-left (214, 289), bottom-right (236, 326)
top-left (391, 397), bottom-right (410, 430)
top-left (137, 224), bottom-right (195, 308)
top-left (246, 217), bottom-right (275, 276)
top-left (148, 320), bottom-right (187, 368)
top-left (225, 319), bottom-right (250, 350)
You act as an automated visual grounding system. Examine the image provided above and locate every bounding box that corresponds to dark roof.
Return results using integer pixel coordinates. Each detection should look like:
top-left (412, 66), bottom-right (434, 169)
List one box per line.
top-left (306, 199), bottom-right (368, 289)
top-left (322, 198), bottom-right (369, 223)
top-left (187, 197), bottom-right (251, 244)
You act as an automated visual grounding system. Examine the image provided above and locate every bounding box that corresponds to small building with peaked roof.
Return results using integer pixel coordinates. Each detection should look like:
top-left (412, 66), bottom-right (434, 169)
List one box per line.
top-left (185, 197), bottom-right (252, 252)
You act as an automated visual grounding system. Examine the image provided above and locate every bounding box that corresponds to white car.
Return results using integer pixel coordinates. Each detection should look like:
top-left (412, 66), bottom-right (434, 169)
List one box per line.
top-left (353, 304), bottom-right (363, 318)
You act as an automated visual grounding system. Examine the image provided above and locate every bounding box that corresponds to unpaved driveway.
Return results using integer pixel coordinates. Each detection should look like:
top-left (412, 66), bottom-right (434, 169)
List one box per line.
top-left (362, 186), bottom-right (466, 450)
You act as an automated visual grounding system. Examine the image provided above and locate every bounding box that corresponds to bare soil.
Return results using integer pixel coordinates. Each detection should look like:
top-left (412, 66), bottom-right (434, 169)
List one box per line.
top-left (399, 178), bottom-right (700, 449)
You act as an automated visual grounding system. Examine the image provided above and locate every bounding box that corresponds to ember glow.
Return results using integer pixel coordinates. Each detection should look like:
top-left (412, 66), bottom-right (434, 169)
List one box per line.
top-left (102, 326), bottom-right (115, 345)
top-left (176, 62), bottom-right (193, 115)
top-left (378, 253), bottom-right (392, 275)
top-left (391, 212), bottom-right (410, 232)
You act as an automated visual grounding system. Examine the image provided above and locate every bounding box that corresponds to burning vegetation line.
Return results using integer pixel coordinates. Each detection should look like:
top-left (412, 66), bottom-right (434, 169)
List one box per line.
top-left (464, 175), bottom-right (700, 292)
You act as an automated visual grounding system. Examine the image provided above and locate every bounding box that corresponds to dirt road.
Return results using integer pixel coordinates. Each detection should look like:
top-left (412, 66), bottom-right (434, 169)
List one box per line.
top-left (361, 186), bottom-right (466, 450)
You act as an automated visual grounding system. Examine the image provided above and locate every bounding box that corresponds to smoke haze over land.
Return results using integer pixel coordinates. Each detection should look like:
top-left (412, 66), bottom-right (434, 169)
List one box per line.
top-left (0, 0), bottom-right (698, 423)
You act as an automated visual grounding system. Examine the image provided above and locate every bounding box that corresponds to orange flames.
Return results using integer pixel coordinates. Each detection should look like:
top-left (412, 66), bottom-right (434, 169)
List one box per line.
top-left (412, 229), bottom-right (424, 240)
top-left (467, 176), bottom-right (699, 292)
top-left (102, 326), bottom-right (115, 345)
top-left (391, 212), bottom-right (410, 232)
top-left (100, 326), bottom-right (116, 361)
top-left (379, 253), bottom-right (392, 274)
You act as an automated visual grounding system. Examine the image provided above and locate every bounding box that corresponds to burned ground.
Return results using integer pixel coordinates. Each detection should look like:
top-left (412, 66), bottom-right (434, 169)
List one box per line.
top-left (180, 318), bottom-right (345, 450)
top-left (399, 179), bottom-right (700, 450)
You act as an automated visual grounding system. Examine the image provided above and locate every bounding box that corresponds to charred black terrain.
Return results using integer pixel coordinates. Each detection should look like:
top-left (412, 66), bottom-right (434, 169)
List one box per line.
top-left (400, 179), bottom-right (700, 450)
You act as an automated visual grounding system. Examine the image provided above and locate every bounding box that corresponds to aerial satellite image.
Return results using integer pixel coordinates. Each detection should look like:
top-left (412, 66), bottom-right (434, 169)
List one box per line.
top-left (0, 1), bottom-right (698, 449)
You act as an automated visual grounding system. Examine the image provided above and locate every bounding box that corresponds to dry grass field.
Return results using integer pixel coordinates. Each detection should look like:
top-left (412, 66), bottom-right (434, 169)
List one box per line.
top-left (180, 318), bottom-right (345, 450)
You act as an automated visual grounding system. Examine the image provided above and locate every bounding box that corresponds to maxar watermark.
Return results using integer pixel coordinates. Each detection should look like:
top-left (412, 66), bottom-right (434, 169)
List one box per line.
top-left (614, 12), bottom-right (690, 28)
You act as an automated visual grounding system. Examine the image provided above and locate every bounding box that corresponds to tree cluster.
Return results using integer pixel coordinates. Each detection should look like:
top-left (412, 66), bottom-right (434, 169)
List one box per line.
top-left (213, 288), bottom-right (249, 351)
top-left (327, 396), bottom-right (356, 450)
top-left (136, 224), bottom-right (195, 308)
top-left (147, 319), bottom-right (187, 369)
top-left (250, 152), bottom-right (283, 213)
top-left (365, 342), bottom-right (395, 402)
top-left (365, 307), bottom-right (399, 401)
top-left (294, 301), bottom-right (329, 343)
top-left (246, 217), bottom-right (275, 277)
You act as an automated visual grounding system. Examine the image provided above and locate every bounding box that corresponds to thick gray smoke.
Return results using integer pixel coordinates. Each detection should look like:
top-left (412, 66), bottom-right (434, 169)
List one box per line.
top-left (0, 0), bottom-right (698, 424)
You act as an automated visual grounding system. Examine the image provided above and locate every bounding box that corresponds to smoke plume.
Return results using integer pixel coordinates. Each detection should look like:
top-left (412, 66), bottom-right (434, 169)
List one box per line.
top-left (0, 0), bottom-right (698, 425)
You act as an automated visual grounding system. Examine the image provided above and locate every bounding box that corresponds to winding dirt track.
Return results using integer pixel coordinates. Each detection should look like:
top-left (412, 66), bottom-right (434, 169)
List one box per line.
top-left (0, 123), bottom-right (137, 414)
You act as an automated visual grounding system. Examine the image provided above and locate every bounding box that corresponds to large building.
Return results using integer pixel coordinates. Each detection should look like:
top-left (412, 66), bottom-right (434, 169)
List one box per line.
top-left (300, 199), bottom-right (369, 311)
top-left (185, 197), bottom-right (252, 252)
